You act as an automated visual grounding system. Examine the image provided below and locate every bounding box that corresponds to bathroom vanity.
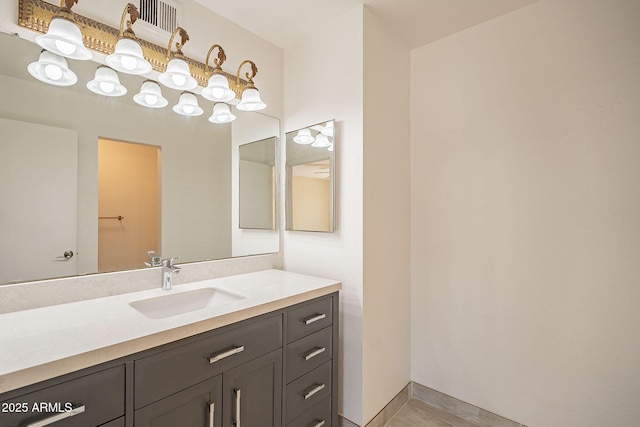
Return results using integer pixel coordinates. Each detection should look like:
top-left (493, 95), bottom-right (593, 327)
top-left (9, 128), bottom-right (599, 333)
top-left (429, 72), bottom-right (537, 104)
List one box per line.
top-left (0, 270), bottom-right (340, 427)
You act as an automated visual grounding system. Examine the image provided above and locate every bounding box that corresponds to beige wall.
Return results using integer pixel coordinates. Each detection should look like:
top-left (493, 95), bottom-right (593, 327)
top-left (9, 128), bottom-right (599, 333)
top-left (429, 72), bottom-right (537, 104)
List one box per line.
top-left (410, 0), bottom-right (640, 425)
top-left (292, 175), bottom-right (330, 231)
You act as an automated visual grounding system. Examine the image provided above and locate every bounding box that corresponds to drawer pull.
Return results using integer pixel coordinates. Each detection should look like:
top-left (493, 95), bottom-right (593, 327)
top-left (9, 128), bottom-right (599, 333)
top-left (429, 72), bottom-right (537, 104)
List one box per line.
top-left (24, 404), bottom-right (85, 427)
top-left (208, 402), bottom-right (215, 427)
top-left (304, 347), bottom-right (326, 361)
top-left (303, 383), bottom-right (325, 400)
top-left (311, 420), bottom-right (326, 427)
top-left (235, 388), bottom-right (242, 427)
top-left (209, 345), bottom-right (245, 364)
top-left (304, 314), bottom-right (326, 325)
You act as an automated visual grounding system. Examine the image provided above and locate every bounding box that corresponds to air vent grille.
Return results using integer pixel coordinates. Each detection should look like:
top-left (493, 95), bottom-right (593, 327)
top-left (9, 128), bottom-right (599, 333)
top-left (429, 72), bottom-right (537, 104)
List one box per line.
top-left (139, 0), bottom-right (181, 34)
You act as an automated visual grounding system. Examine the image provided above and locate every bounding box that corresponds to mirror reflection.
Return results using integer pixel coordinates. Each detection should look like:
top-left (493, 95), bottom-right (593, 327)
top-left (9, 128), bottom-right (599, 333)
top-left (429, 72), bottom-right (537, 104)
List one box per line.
top-left (0, 33), bottom-right (279, 286)
top-left (285, 120), bottom-right (335, 232)
top-left (239, 138), bottom-right (277, 230)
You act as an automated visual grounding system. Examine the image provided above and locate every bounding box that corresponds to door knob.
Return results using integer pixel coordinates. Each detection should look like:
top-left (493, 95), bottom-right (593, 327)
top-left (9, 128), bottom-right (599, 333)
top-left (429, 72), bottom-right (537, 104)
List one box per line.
top-left (57, 250), bottom-right (74, 260)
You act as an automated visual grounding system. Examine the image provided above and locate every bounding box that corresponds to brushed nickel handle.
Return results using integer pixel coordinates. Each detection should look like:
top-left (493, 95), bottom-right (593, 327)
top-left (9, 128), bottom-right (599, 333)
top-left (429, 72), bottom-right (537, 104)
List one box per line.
top-left (208, 402), bottom-right (215, 427)
top-left (234, 389), bottom-right (242, 427)
top-left (24, 405), bottom-right (85, 427)
top-left (304, 313), bottom-right (326, 325)
top-left (304, 347), bottom-right (326, 361)
top-left (311, 420), bottom-right (326, 427)
top-left (209, 345), bottom-right (244, 364)
top-left (303, 383), bottom-right (325, 400)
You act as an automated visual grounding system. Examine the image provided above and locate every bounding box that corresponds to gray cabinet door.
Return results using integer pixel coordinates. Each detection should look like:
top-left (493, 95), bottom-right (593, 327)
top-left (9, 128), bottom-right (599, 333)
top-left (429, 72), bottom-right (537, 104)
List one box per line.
top-left (135, 376), bottom-right (222, 427)
top-left (223, 350), bottom-right (283, 427)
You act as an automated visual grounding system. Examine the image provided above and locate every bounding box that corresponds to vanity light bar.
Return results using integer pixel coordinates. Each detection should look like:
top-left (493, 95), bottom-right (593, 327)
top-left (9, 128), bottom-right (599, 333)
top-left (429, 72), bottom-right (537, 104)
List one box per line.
top-left (17, 0), bottom-right (250, 95)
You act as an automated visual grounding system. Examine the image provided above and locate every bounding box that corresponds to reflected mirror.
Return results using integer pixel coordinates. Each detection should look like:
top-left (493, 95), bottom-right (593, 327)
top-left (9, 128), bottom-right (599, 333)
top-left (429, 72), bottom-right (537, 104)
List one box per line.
top-left (285, 120), bottom-right (335, 232)
top-left (0, 32), bottom-right (280, 285)
top-left (239, 138), bottom-right (277, 230)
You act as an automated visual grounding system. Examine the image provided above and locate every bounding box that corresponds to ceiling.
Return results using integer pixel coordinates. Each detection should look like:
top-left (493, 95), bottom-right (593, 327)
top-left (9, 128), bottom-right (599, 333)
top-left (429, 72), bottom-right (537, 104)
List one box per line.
top-left (193, 0), bottom-right (538, 49)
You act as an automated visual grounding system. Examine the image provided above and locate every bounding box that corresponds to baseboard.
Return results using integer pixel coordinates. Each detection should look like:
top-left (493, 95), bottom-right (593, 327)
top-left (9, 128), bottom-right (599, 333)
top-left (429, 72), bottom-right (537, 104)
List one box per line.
top-left (365, 383), bottom-right (410, 427)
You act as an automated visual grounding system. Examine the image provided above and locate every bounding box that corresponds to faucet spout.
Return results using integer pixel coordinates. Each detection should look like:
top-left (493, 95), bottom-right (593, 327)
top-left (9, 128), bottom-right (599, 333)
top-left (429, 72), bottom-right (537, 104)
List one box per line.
top-left (161, 257), bottom-right (181, 290)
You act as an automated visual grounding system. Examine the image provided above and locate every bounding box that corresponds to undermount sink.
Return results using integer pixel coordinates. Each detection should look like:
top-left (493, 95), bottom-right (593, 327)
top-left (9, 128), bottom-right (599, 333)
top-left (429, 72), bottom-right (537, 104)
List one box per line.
top-left (129, 288), bottom-right (246, 319)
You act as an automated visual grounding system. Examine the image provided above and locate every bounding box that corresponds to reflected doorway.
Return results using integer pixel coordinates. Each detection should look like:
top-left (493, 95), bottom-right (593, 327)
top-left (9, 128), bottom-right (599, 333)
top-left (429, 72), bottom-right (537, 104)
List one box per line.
top-left (98, 139), bottom-right (161, 272)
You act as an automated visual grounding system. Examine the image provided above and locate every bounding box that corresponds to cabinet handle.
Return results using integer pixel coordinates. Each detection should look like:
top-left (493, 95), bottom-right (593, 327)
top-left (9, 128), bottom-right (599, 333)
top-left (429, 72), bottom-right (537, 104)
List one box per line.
top-left (234, 388), bottom-right (242, 427)
top-left (24, 405), bottom-right (85, 427)
top-left (209, 345), bottom-right (244, 364)
top-left (304, 313), bottom-right (326, 325)
top-left (304, 347), bottom-right (326, 361)
top-left (303, 383), bottom-right (325, 400)
top-left (208, 402), bottom-right (215, 427)
top-left (310, 420), bottom-right (326, 427)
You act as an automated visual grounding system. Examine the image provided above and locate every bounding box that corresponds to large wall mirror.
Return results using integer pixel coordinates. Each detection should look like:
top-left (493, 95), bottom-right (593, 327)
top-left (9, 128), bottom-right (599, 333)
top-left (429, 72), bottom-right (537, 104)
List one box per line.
top-left (285, 120), bottom-right (335, 232)
top-left (0, 33), bottom-right (280, 285)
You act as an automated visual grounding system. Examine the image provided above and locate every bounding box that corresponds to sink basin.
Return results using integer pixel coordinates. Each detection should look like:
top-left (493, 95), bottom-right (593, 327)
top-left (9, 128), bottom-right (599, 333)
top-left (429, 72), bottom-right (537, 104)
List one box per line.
top-left (130, 288), bottom-right (246, 319)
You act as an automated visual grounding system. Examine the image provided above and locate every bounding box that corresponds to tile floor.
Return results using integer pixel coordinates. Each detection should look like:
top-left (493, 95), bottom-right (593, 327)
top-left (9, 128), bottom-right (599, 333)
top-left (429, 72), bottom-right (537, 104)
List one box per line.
top-left (385, 399), bottom-right (481, 427)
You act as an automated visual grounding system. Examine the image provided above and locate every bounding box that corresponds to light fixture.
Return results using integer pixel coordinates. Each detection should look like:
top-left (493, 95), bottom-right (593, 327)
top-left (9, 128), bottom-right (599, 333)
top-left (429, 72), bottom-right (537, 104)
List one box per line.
top-left (159, 27), bottom-right (198, 90)
top-left (293, 128), bottom-right (315, 145)
top-left (312, 133), bottom-right (332, 148)
top-left (134, 80), bottom-right (168, 108)
top-left (35, 0), bottom-right (92, 60)
top-left (235, 60), bottom-right (266, 111)
top-left (173, 91), bottom-right (203, 116)
top-left (86, 66), bottom-right (127, 97)
top-left (27, 49), bottom-right (77, 86)
top-left (208, 103), bottom-right (236, 124)
top-left (105, 3), bottom-right (152, 75)
top-left (321, 121), bottom-right (334, 137)
top-left (201, 44), bottom-right (235, 102)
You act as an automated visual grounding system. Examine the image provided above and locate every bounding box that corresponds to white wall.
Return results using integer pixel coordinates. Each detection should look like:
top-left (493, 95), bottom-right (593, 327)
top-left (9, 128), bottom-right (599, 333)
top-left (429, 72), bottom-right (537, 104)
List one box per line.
top-left (410, 0), bottom-right (640, 426)
top-left (283, 5), bottom-right (365, 425)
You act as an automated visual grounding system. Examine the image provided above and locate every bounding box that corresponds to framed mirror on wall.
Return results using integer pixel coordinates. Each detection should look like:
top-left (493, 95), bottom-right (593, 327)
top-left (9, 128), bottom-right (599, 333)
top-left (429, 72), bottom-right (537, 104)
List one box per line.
top-left (285, 120), bottom-right (336, 232)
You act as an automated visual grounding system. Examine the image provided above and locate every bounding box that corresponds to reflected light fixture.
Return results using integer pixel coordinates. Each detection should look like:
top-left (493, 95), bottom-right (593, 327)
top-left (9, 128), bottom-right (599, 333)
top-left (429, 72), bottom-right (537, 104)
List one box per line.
top-left (86, 66), bottom-right (127, 96)
top-left (159, 27), bottom-right (198, 90)
top-left (321, 121), bottom-right (334, 137)
top-left (105, 3), bottom-right (152, 75)
top-left (173, 91), bottom-right (203, 116)
top-left (312, 133), bottom-right (332, 148)
top-left (28, 49), bottom-right (77, 86)
top-left (208, 103), bottom-right (236, 124)
top-left (202, 44), bottom-right (235, 102)
top-left (293, 128), bottom-right (315, 145)
top-left (35, 0), bottom-right (92, 60)
top-left (235, 60), bottom-right (266, 111)
top-left (328, 143), bottom-right (334, 152)
top-left (134, 80), bottom-right (168, 108)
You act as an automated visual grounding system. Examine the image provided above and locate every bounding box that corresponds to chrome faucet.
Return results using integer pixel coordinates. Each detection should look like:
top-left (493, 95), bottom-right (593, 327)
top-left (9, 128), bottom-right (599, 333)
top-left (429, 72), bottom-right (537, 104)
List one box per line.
top-left (162, 257), bottom-right (181, 290)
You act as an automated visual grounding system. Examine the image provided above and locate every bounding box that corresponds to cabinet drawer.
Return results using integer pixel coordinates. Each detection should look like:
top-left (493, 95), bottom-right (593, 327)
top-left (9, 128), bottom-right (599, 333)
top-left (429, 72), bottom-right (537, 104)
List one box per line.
top-left (285, 361), bottom-right (332, 423)
top-left (287, 395), bottom-right (331, 427)
top-left (286, 326), bottom-right (332, 383)
top-left (0, 365), bottom-right (125, 427)
top-left (135, 314), bottom-right (282, 409)
top-left (287, 297), bottom-right (333, 343)
top-left (100, 417), bottom-right (125, 427)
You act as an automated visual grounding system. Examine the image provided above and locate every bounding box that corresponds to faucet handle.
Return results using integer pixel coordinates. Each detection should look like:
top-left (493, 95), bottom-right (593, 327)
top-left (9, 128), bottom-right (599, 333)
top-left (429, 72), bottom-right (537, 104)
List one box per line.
top-left (162, 256), bottom-right (180, 268)
top-left (145, 251), bottom-right (162, 267)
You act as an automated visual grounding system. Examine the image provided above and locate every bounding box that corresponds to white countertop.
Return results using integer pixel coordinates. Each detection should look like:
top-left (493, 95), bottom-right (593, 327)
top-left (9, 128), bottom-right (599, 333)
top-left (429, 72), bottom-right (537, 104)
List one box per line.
top-left (0, 269), bottom-right (341, 394)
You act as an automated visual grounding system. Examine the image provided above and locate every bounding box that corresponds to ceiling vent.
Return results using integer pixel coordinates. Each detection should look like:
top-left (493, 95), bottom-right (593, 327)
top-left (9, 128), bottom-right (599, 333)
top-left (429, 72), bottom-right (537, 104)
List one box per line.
top-left (138, 0), bottom-right (182, 36)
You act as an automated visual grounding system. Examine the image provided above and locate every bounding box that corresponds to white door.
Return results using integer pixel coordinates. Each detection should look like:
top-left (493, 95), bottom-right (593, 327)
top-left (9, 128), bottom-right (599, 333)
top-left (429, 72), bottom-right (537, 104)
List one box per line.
top-left (0, 117), bottom-right (78, 284)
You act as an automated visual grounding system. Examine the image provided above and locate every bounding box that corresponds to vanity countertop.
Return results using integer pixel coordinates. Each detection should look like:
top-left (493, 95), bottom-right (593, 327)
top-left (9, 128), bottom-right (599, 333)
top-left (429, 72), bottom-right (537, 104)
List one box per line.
top-left (0, 269), bottom-right (341, 394)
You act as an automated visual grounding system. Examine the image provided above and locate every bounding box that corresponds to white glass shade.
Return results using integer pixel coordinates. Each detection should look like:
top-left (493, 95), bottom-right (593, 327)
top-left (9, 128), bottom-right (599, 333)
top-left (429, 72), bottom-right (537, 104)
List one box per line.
top-left (321, 121), bottom-right (334, 137)
top-left (86, 66), bottom-right (127, 97)
top-left (173, 92), bottom-right (203, 116)
top-left (27, 50), bottom-right (77, 86)
top-left (106, 38), bottom-right (152, 75)
top-left (208, 103), bottom-right (236, 124)
top-left (201, 73), bottom-right (235, 102)
top-left (134, 81), bottom-right (168, 108)
top-left (35, 16), bottom-right (92, 60)
top-left (158, 58), bottom-right (198, 90)
top-left (293, 128), bottom-right (314, 145)
top-left (236, 87), bottom-right (266, 111)
top-left (312, 133), bottom-right (332, 148)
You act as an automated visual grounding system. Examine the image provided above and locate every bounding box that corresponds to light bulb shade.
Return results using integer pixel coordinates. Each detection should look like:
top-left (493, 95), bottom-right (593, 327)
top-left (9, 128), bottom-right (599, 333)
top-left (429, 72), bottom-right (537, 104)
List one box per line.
top-left (27, 50), bottom-right (77, 86)
top-left (312, 133), bottom-right (332, 148)
top-left (208, 103), bottom-right (236, 124)
top-left (236, 87), bottom-right (266, 111)
top-left (134, 80), bottom-right (168, 108)
top-left (173, 91), bottom-right (203, 116)
top-left (35, 16), bottom-right (92, 60)
top-left (106, 38), bottom-right (152, 75)
top-left (321, 121), bottom-right (334, 137)
top-left (158, 58), bottom-right (198, 90)
top-left (293, 128), bottom-right (315, 145)
top-left (201, 73), bottom-right (235, 102)
top-left (86, 66), bottom-right (127, 97)
top-left (328, 143), bottom-right (334, 152)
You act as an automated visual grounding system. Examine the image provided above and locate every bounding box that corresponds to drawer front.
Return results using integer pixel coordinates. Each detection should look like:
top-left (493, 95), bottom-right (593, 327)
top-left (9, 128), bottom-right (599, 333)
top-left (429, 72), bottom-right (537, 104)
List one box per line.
top-left (286, 326), bottom-right (332, 383)
top-left (135, 314), bottom-right (282, 409)
top-left (100, 417), bottom-right (125, 427)
top-left (285, 361), bottom-right (332, 423)
top-left (0, 365), bottom-right (125, 427)
top-left (287, 396), bottom-right (331, 427)
top-left (287, 297), bottom-right (333, 343)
